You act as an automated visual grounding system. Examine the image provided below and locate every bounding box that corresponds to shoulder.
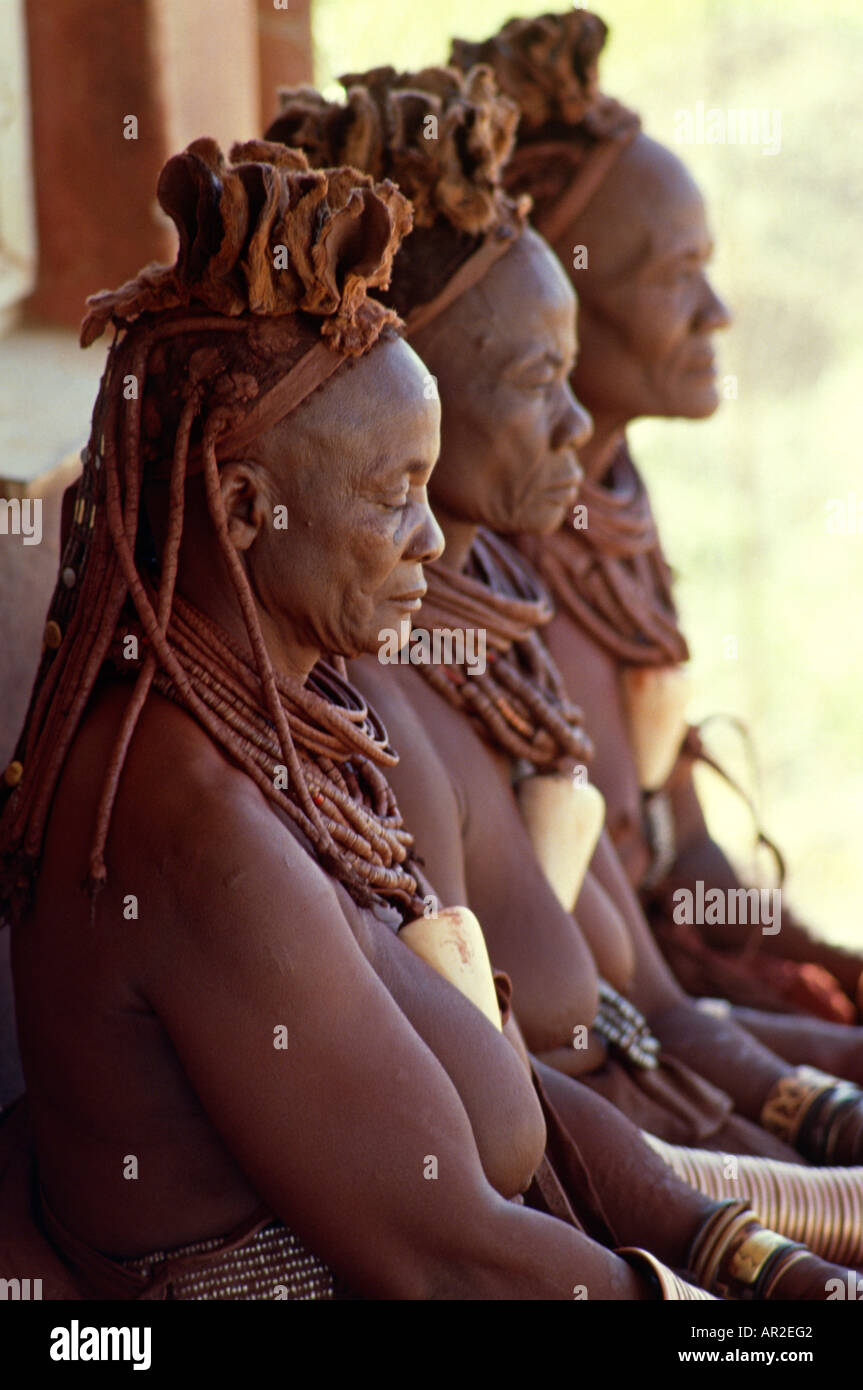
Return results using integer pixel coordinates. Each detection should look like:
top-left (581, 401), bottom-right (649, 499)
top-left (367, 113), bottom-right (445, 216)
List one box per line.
top-left (100, 686), bottom-right (343, 944)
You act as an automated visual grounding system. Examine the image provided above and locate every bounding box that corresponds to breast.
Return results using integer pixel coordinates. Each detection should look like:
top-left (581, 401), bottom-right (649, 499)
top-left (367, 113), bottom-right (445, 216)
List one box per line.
top-left (543, 614), bottom-right (650, 886)
top-left (346, 893), bottom-right (547, 1198)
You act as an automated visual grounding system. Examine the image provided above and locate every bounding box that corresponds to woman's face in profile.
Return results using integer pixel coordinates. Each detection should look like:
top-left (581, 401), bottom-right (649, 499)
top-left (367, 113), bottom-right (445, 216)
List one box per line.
top-left (414, 228), bottom-right (592, 537)
top-left (248, 337), bottom-right (444, 660)
top-left (563, 136), bottom-right (732, 425)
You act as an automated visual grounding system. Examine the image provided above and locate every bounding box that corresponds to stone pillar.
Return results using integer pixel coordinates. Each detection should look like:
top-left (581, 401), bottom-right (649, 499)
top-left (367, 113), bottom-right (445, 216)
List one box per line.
top-left (23, 0), bottom-right (280, 330)
top-left (24, 0), bottom-right (173, 328)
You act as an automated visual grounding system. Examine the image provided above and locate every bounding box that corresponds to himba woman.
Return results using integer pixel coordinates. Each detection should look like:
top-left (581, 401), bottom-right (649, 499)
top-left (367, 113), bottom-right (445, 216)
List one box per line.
top-left (0, 135), bottom-right (855, 1304)
top-left (264, 63), bottom-right (863, 1266)
top-left (0, 132), bottom-right (779, 1303)
top-left (450, 10), bottom-right (863, 1053)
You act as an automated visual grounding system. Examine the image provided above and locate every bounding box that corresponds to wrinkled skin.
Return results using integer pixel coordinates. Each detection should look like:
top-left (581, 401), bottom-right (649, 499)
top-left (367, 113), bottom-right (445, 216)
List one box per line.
top-left (565, 133), bottom-right (730, 450)
top-left (537, 135), bottom-right (732, 893)
top-left (417, 230), bottom-right (590, 553)
top-left (537, 131), bottom-right (863, 1076)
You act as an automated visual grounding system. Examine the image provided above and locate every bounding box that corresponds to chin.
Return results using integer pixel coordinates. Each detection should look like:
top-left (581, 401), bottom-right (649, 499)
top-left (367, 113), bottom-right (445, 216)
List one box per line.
top-left (666, 385), bottom-right (722, 420)
top-left (515, 499), bottom-right (572, 537)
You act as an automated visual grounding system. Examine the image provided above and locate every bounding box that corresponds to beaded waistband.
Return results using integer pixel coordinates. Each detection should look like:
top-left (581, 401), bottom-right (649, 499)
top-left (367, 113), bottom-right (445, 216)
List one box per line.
top-left (123, 1219), bottom-right (335, 1301)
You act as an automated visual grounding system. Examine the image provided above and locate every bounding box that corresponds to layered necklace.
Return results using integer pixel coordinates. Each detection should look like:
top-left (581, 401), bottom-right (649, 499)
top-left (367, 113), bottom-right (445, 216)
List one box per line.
top-left (121, 591), bottom-right (424, 918)
top-left (415, 529), bottom-right (593, 770)
top-left (519, 441), bottom-right (689, 667)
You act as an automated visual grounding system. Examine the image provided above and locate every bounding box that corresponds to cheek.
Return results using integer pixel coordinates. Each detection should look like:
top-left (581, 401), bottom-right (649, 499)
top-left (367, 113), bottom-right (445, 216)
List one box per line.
top-left (258, 528), bottom-right (310, 594)
top-left (491, 390), bottom-right (547, 463)
top-left (628, 289), bottom-right (692, 361)
top-left (305, 536), bottom-right (390, 655)
top-left (342, 524), bottom-right (401, 610)
top-left (430, 398), bottom-right (499, 514)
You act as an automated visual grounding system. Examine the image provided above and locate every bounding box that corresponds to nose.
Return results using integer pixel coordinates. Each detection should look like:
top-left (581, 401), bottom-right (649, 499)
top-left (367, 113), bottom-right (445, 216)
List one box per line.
top-left (698, 277), bottom-right (732, 332)
top-left (406, 497), bottom-right (445, 566)
top-left (552, 381), bottom-right (593, 452)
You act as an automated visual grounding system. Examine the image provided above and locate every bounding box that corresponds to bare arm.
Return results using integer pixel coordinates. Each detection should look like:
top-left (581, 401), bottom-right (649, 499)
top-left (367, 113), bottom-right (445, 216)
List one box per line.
top-left (355, 660), bottom-right (602, 1053)
top-left (532, 1060), bottom-right (709, 1266)
top-left (139, 774), bottom-right (648, 1300)
top-left (731, 1007), bottom-right (863, 1086)
top-left (587, 830), bottom-right (796, 1120)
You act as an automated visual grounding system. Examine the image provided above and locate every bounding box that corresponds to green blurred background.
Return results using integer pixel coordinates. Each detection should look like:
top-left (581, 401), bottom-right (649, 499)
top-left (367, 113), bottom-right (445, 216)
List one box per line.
top-left (311, 0), bottom-right (863, 945)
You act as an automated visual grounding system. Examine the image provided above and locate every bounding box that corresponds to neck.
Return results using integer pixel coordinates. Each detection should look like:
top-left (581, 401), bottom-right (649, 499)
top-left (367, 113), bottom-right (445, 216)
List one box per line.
top-left (175, 547), bottom-right (320, 687)
top-left (577, 413), bottom-right (629, 484)
top-left (431, 502), bottom-right (480, 574)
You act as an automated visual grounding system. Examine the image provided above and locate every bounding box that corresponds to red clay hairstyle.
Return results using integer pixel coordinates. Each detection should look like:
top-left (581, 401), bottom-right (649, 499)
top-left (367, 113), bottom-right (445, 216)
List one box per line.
top-left (0, 138), bottom-right (423, 926)
top-left (449, 10), bottom-right (640, 245)
top-left (266, 64), bottom-right (531, 322)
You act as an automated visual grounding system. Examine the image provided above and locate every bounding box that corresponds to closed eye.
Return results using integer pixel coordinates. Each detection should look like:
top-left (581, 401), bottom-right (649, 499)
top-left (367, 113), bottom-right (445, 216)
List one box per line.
top-left (521, 375), bottom-right (557, 391)
top-left (370, 457), bottom-right (435, 511)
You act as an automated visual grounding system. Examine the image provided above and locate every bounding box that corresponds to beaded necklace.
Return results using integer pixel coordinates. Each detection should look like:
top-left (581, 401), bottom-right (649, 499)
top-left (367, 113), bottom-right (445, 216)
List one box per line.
top-left (415, 529), bottom-right (593, 771)
top-left (519, 442), bottom-right (689, 667)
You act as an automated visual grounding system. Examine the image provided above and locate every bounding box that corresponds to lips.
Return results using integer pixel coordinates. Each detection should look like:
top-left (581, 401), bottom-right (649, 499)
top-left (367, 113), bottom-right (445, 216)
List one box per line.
top-left (545, 459), bottom-right (584, 497)
top-left (388, 587), bottom-right (427, 608)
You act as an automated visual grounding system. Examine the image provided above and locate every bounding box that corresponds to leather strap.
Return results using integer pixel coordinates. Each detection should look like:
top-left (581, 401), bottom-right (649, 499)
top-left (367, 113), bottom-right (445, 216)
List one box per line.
top-left (405, 224), bottom-right (522, 337)
top-left (531, 130), bottom-right (639, 247)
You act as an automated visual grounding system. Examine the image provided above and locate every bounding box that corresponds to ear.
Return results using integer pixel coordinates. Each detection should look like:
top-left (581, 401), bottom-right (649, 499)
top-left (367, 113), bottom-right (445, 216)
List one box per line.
top-left (218, 460), bottom-right (272, 552)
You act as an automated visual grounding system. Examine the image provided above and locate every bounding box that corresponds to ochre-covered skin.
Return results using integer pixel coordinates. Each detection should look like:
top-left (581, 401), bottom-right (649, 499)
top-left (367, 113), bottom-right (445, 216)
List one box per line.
top-left (448, 9), bottom-right (863, 1040)
top-left (525, 129), bottom-right (863, 1071)
top-left (11, 342), bottom-right (546, 1276)
top-left (353, 226), bottom-right (851, 1163)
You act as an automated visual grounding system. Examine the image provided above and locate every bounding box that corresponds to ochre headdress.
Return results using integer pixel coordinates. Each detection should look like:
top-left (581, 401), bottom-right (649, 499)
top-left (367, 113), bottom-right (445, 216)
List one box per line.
top-left (0, 140), bottom-right (426, 924)
top-left (450, 10), bottom-right (641, 246)
top-left (267, 64), bottom-right (531, 333)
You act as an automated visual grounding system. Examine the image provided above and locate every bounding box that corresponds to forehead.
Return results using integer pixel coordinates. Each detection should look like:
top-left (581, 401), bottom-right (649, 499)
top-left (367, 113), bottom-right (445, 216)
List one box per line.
top-left (644, 196), bottom-right (712, 263)
top-left (575, 134), bottom-right (712, 281)
top-left (616, 138), bottom-right (711, 263)
top-left (464, 230), bottom-right (577, 355)
top-left (285, 338), bottom-right (439, 485)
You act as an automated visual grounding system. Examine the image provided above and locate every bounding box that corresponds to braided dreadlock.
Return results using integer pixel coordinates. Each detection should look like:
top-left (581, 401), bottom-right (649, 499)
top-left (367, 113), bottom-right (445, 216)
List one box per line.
top-left (0, 137), bottom-right (423, 927)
